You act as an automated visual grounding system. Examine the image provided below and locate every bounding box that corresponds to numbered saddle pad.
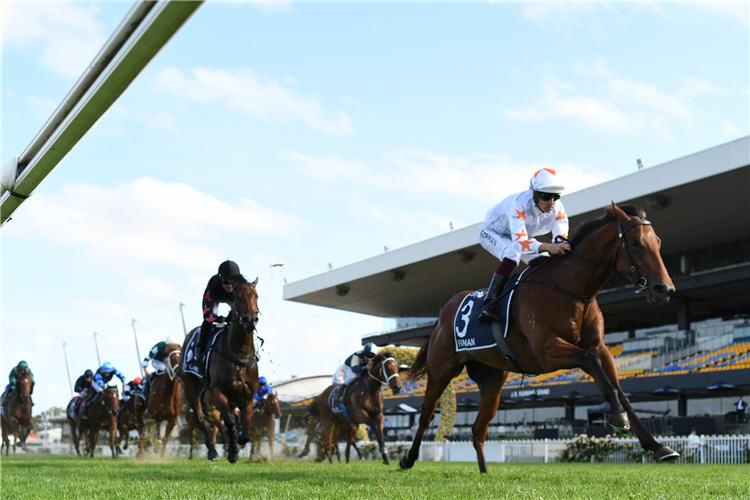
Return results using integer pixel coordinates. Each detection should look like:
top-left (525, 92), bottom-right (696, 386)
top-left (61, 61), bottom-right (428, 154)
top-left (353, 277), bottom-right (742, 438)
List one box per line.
top-left (453, 271), bottom-right (525, 352)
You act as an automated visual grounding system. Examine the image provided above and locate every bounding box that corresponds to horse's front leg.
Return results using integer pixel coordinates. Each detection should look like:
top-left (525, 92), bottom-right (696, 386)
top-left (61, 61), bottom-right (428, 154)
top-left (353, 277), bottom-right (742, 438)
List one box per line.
top-left (237, 400), bottom-right (253, 447)
top-left (466, 362), bottom-right (508, 474)
top-left (161, 418), bottom-right (177, 458)
top-left (110, 419), bottom-right (118, 458)
top-left (595, 346), bottom-right (679, 462)
top-left (89, 429), bottom-right (100, 457)
top-left (358, 412), bottom-right (389, 465)
top-left (211, 389), bottom-right (239, 463)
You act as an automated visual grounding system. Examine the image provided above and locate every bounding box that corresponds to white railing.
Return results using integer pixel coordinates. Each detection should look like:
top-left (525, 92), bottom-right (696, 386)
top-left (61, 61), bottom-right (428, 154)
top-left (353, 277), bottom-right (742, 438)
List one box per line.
top-left (409, 435), bottom-right (749, 465)
top-left (19, 435), bottom-right (749, 465)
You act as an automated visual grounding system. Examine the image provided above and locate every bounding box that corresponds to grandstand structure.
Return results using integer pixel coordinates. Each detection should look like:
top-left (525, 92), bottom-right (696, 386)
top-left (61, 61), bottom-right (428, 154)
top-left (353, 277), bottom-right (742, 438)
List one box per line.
top-left (283, 137), bottom-right (750, 431)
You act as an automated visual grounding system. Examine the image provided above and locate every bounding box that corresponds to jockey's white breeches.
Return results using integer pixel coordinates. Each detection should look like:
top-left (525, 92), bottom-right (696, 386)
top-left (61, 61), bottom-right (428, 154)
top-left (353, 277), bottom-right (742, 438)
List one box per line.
top-left (479, 229), bottom-right (542, 265)
top-left (333, 364), bottom-right (354, 385)
top-left (151, 359), bottom-right (166, 372)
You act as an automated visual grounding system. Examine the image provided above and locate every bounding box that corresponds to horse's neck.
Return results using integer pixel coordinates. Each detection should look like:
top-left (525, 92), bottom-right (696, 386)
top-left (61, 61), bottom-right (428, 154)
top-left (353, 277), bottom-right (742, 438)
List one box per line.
top-left (226, 321), bottom-right (254, 359)
top-left (553, 224), bottom-right (619, 299)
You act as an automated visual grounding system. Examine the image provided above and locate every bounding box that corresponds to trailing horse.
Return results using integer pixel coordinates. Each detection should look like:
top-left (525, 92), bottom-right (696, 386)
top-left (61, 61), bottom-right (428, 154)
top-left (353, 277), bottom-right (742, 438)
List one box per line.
top-left (115, 395), bottom-right (144, 453)
top-left (1, 373), bottom-right (33, 455)
top-left (400, 203), bottom-right (680, 474)
top-left (314, 352), bottom-right (401, 465)
top-left (248, 393), bottom-right (282, 461)
top-left (298, 403), bottom-right (361, 463)
top-left (178, 277), bottom-right (261, 463)
top-left (136, 345), bottom-right (184, 457)
top-left (77, 385), bottom-right (120, 458)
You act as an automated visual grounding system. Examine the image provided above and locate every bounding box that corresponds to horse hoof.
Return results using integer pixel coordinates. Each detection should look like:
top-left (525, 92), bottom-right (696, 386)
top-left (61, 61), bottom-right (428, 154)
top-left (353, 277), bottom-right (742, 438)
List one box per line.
top-left (383, 458), bottom-right (390, 466)
top-left (228, 451), bottom-right (239, 464)
top-left (207, 450), bottom-right (219, 461)
top-left (607, 412), bottom-right (630, 430)
top-left (655, 445), bottom-right (680, 462)
top-left (399, 456), bottom-right (413, 470)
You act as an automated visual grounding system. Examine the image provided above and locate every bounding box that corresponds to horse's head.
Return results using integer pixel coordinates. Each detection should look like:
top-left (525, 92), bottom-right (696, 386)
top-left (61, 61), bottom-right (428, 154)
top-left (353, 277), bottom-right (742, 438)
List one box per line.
top-left (16, 373), bottom-right (32, 402)
top-left (267, 393), bottom-right (282, 419)
top-left (231, 277), bottom-right (260, 332)
top-left (102, 386), bottom-right (120, 417)
top-left (609, 203), bottom-right (674, 305)
top-left (371, 351), bottom-right (402, 395)
top-left (165, 344), bottom-right (182, 381)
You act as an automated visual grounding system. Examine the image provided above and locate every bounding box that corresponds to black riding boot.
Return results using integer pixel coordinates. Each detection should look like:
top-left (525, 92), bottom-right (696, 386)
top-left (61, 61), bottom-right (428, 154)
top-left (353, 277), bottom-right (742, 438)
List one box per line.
top-left (478, 273), bottom-right (509, 323)
top-left (196, 321), bottom-right (212, 364)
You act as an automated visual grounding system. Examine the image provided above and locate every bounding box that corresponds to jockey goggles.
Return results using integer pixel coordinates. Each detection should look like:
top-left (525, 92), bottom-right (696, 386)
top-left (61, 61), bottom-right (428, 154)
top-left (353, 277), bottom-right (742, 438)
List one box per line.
top-left (536, 191), bottom-right (560, 202)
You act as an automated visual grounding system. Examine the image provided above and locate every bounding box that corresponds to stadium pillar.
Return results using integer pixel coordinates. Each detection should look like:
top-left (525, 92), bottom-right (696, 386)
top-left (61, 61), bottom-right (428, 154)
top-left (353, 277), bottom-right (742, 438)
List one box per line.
top-left (677, 298), bottom-right (691, 331)
top-left (678, 395), bottom-right (688, 417)
top-left (565, 400), bottom-right (575, 421)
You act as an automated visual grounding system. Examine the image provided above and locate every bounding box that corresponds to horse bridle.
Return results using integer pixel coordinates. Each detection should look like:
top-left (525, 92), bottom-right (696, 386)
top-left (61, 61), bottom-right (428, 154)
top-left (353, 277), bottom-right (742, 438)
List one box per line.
top-left (228, 281), bottom-right (259, 334)
top-left (568, 219), bottom-right (653, 294)
top-left (165, 350), bottom-right (181, 381)
top-left (367, 357), bottom-right (399, 389)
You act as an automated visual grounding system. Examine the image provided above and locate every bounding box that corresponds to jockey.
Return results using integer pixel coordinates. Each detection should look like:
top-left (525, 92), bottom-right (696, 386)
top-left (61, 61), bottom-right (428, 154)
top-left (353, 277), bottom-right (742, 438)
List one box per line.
top-left (333, 343), bottom-right (376, 386)
top-left (122, 377), bottom-right (142, 402)
top-left (142, 335), bottom-right (181, 375)
top-left (81, 362), bottom-right (125, 418)
top-left (70, 370), bottom-right (94, 418)
top-left (2, 361), bottom-right (35, 407)
top-left (195, 260), bottom-right (241, 364)
top-left (478, 168), bottom-right (570, 323)
top-left (254, 376), bottom-right (274, 402)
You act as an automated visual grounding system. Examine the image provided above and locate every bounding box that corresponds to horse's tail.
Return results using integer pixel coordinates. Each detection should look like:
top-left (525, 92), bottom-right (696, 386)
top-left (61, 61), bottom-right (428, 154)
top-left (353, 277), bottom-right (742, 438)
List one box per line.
top-left (409, 322), bottom-right (437, 380)
top-left (308, 395), bottom-right (320, 418)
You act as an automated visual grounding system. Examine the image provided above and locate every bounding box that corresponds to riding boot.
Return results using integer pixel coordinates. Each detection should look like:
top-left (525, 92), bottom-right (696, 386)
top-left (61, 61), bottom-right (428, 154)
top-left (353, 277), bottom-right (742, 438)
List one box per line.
top-left (196, 321), bottom-right (212, 364)
top-left (478, 273), bottom-right (509, 323)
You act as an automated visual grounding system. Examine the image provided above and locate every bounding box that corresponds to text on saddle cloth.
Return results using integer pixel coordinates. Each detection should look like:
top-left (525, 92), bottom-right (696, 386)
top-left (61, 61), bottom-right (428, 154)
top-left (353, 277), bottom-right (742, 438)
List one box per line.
top-left (181, 325), bottom-right (226, 382)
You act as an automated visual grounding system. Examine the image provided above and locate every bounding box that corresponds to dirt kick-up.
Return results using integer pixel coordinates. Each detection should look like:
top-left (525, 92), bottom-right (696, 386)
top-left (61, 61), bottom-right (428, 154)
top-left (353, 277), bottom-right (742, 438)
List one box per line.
top-left (400, 203), bottom-right (680, 474)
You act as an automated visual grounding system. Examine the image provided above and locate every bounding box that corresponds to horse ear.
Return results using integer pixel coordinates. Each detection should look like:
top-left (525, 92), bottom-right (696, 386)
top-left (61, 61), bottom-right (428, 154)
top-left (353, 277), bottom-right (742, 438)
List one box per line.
top-left (609, 201), bottom-right (628, 223)
top-left (253, 277), bottom-right (259, 286)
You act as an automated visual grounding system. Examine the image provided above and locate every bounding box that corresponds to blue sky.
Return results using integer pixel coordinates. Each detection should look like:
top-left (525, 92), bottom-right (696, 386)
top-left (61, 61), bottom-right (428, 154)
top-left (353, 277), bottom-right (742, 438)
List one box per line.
top-left (2, 1), bottom-right (748, 412)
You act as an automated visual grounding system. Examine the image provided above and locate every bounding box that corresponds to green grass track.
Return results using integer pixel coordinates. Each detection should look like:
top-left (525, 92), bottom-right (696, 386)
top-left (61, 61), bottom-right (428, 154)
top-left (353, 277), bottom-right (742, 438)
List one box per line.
top-left (2, 455), bottom-right (748, 499)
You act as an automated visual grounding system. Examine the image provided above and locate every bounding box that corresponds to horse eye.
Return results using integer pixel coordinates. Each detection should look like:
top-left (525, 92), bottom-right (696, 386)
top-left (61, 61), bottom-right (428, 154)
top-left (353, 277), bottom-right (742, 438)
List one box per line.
top-left (631, 239), bottom-right (641, 247)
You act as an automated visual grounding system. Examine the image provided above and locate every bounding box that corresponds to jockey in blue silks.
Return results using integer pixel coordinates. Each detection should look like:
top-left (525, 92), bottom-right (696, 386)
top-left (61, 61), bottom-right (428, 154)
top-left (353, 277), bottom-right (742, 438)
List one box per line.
top-left (254, 376), bottom-right (274, 402)
top-left (81, 362), bottom-right (125, 419)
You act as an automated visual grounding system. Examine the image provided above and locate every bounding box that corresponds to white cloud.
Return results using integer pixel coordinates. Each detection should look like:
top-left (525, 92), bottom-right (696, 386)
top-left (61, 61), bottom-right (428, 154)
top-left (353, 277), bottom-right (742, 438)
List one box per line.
top-left (2, 2), bottom-right (107, 79)
top-left (7, 177), bottom-right (310, 270)
top-left (26, 95), bottom-right (58, 116)
top-left (155, 66), bottom-right (353, 136)
top-left (284, 149), bottom-right (612, 205)
top-left (247, 1), bottom-right (292, 13)
top-left (520, 2), bottom-right (611, 37)
top-left (505, 61), bottom-right (723, 134)
top-left (134, 111), bottom-right (176, 133)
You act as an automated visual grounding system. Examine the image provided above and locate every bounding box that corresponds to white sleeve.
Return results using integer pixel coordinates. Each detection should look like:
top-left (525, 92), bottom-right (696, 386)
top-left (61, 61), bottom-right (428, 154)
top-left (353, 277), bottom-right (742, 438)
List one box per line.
top-left (551, 200), bottom-right (570, 242)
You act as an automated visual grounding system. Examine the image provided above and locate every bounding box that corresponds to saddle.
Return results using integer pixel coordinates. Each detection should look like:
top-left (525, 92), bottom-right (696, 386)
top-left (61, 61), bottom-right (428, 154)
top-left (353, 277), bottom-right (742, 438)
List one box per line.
top-left (182, 325), bottom-right (227, 385)
top-left (134, 371), bottom-right (164, 401)
top-left (0, 389), bottom-right (10, 419)
top-left (329, 385), bottom-right (356, 424)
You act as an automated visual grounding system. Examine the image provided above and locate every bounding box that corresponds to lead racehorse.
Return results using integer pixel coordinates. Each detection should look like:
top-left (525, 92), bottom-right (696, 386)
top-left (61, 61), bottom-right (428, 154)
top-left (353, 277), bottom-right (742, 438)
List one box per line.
top-left (400, 203), bottom-right (680, 474)
top-left (1, 373), bottom-right (33, 455)
top-left (178, 277), bottom-right (260, 463)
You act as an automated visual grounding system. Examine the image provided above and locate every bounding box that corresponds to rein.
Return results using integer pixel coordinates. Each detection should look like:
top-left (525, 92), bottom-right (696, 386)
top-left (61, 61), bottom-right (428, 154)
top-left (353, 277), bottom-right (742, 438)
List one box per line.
top-left (366, 357), bottom-right (398, 392)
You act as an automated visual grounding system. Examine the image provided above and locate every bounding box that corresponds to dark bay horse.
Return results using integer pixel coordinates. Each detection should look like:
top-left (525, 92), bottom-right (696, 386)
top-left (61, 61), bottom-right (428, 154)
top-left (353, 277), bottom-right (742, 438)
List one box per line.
top-left (248, 393), bottom-right (282, 461)
top-left (185, 389), bottom-right (232, 460)
top-left (78, 386), bottom-right (120, 458)
top-left (178, 277), bottom-right (260, 463)
top-left (400, 203), bottom-right (680, 474)
top-left (136, 345), bottom-right (184, 457)
top-left (315, 352), bottom-right (401, 464)
top-left (115, 395), bottom-right (144, 453)
top-left (298, 408), bottom-right (361, 463)
top-left (1, 373), bottom-right (33, 455)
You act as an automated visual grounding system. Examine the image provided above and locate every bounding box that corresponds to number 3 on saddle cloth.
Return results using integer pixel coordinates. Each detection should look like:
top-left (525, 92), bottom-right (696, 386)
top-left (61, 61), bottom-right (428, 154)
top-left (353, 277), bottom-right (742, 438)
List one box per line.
top-left (453, 269), bottom-right (535, 374)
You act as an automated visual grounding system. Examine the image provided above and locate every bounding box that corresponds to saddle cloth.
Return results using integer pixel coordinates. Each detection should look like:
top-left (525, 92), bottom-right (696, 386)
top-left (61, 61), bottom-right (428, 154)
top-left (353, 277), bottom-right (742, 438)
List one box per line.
top-left (453, 271), bottom-right (525, 353)
top-left (181, 325), bottom-right (225, 382)
top-left (134, 371), bottom-right (165, 401)
top-left (328, 385), bottom-right (356, 424)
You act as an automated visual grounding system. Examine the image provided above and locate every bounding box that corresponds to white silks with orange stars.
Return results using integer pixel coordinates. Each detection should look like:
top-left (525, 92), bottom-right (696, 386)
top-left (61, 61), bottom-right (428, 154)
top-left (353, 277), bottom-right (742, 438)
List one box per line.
top-left (478, 189), bottom-right (569, 265)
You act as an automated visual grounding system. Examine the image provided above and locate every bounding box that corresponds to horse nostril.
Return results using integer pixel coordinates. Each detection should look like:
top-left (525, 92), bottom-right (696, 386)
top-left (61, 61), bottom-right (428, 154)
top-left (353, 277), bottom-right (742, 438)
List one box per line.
top-left (653, 284), bottom-right (667, 295)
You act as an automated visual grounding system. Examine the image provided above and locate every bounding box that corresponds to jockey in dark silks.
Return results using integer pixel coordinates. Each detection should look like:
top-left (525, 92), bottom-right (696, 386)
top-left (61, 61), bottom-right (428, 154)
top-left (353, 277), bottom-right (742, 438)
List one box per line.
top-left (333, 343), bottom-right (376, 386)
top-left (122, 377), bottom-right (142, 402)
top-left (2, 361), bottom-right (35, 407)
top-left (254, 376), bottom-right (274, 403)
top-left (68, 369), bottom-right (94, 418)
top-left (195, 260), bottom-right (241, 364)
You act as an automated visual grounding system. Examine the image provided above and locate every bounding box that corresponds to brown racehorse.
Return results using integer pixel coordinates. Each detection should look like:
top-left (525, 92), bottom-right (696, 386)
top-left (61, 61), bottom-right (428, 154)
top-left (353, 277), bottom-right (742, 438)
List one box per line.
top-left (1, 373), bottom-right (33, 455)
top-left (315, 352), bottom-right (401, 464)
top-left (248, 393), bottom-right (282, 461)
top-left (185, 389), bottom-right (233, 460)
top-left (178, 277), bottom-right (261, 463)
top-left (136, 345), bottom-right (184, 457)
top-left (78, 385), bottom-right (120, 458)
top-left (298, 408), bottom-right (361, 463)
top-left (400, 203), bottom-right (681, 474)
top-left (115, 395), bottom-right (144, 453)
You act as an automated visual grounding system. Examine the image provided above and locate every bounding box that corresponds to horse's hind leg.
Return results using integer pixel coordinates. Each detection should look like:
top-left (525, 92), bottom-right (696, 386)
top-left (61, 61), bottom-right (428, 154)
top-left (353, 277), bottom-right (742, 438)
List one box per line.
top-left (161, 418), bottom-right (176, 458)
top-left (596, 346), bottom-right (679, 461)
top-left (466, 362), bottom-right (508, 474)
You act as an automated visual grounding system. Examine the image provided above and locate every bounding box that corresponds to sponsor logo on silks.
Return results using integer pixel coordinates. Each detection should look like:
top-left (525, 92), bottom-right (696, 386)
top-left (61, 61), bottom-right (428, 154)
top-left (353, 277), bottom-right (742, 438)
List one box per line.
top-left (457, 338), bottom-right (476, 348)
top-left (480, 230), bottom-right (498, 246)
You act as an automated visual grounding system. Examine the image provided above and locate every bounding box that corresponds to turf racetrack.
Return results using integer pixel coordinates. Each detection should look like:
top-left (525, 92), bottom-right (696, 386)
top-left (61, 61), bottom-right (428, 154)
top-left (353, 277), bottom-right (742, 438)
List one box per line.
top-left (2, 455), bottom-right (748, 499)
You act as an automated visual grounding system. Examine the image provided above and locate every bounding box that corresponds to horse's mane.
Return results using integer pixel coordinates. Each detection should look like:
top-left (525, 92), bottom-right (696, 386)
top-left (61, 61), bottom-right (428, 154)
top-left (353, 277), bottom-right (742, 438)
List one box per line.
top-left (376, 350), bottom-right (393, 361)
top-left (569, 205), bottom-right (645, 248)
top-left (230, 273), bottom-right (248, 286)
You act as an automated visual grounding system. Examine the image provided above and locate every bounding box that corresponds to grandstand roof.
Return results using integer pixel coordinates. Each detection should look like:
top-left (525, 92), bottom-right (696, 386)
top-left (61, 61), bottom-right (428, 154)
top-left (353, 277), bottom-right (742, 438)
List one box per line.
top-left (284, 137), bottom-right (749, 345)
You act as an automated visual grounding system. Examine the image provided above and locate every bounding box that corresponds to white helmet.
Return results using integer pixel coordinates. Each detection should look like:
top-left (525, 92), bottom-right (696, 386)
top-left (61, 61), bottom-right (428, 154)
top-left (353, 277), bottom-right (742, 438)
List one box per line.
top-left (165, 335), bottom-right (181, 346)
top-left (529, 168), bottom-right (564, 194)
